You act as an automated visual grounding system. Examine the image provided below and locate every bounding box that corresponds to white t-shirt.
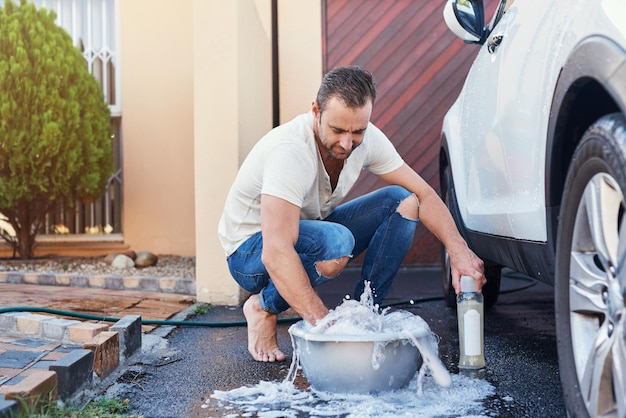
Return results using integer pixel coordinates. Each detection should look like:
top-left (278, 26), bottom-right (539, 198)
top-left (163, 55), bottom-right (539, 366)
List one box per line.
top-left (217, 111), bottom-right (404, 256)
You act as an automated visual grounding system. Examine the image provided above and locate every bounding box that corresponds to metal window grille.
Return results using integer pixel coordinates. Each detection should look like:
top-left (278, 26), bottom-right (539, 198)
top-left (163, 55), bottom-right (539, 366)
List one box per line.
top-left (26, 0), bottom-right (123, 236)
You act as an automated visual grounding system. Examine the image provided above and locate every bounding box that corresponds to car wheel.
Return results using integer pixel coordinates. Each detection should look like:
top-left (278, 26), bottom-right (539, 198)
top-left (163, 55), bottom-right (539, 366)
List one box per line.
top-left (555, 113), bottom-right (626, 418)
top-left (440, 163), bottom-right (501, 308)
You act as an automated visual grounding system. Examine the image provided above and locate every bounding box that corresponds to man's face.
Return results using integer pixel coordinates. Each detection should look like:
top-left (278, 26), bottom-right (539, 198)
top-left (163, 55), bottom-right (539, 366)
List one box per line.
top-left (313, 96), bottom-right (372, 160)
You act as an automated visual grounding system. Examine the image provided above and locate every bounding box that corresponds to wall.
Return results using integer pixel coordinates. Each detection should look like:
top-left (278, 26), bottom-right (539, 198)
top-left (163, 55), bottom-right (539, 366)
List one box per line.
top-left (120, 0), bottom-right (196, 257)
top-left (194, 0), bottom-right (322, 304)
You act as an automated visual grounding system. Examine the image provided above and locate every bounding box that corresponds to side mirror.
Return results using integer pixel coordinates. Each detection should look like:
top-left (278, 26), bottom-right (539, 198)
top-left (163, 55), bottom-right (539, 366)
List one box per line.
top-left (443, 0), bottom-right (487, 44)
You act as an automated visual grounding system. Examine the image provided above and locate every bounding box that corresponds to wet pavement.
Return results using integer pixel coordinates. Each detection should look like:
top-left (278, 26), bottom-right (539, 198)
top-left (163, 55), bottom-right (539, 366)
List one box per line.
top-left (0, 283), bottom-right (196, 333)
top-left (108, 267), bottom-right (567, 418)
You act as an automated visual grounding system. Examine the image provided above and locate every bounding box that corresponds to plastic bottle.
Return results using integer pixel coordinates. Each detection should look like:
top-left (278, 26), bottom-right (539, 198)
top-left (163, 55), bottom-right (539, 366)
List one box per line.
top-left (457, 275), bottom-right (485, 369)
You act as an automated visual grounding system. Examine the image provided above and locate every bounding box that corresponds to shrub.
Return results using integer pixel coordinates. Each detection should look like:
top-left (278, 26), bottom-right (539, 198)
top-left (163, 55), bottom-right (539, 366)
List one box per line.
top-left (0, 0), bottom-right (114, 259)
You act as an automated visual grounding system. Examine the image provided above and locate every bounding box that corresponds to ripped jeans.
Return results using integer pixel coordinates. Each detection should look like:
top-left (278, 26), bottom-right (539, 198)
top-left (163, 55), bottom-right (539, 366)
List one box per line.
top-left (226, 185), bottom-right (418, 314)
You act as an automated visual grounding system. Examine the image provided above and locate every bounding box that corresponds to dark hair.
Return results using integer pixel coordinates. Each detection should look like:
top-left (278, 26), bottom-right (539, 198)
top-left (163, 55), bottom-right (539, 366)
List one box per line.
top-left (316, 65), bottom-right (377, 113)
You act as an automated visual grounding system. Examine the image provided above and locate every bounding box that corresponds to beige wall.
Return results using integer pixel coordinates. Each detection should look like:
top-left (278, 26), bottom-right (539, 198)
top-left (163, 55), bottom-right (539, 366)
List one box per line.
top-left (194, 0), bottom-right (322, 304)
top-left (278, 1), bottom-right (323, 123)
top-left (117, 0), bottom-right (321, 304)
top-left (120, 0), bottom-right (196, 257)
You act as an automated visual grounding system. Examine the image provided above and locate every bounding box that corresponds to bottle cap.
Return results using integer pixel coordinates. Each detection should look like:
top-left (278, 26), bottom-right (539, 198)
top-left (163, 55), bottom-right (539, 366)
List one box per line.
top-left (460, 275), bottom-right (478, 293)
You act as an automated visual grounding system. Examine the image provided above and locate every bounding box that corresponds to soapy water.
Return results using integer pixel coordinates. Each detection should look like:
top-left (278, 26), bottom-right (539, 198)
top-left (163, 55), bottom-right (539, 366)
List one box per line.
top-left (207, 373), bottom-right (495, 417)
top-left (204, 283), bottom-right (495, 417)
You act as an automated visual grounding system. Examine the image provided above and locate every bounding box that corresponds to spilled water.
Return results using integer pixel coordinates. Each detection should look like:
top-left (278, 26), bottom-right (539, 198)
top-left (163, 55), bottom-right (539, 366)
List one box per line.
top-left (203, 284), bottom-right (495, 417)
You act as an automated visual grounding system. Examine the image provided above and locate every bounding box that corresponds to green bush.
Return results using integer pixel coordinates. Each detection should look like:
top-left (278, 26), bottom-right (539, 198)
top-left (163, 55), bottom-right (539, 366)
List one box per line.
top-left (0, 0), bottom-right (114, 259)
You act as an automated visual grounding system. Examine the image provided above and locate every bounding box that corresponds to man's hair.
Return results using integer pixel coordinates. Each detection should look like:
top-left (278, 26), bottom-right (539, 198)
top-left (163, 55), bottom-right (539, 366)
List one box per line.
top-left (316, 65), bottom-right (377, 113)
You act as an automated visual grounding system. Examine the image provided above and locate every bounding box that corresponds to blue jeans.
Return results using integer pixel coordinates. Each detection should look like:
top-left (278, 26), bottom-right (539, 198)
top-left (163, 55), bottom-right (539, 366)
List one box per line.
top-left (226, 185), bottom-right (418, 314)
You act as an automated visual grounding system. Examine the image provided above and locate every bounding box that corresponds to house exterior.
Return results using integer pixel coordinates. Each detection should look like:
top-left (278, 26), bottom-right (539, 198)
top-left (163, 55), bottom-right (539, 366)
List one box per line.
top-left (1, 0), bottom-right (486, 305)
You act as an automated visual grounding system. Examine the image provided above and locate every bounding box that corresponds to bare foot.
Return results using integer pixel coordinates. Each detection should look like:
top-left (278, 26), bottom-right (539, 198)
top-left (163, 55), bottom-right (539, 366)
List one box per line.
top-left (243, 294), bottom-right (286, 362)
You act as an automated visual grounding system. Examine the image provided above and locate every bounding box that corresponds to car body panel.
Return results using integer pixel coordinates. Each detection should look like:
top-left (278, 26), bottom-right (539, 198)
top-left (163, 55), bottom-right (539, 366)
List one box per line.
top-left (442, 0), bottom-right (626, 242)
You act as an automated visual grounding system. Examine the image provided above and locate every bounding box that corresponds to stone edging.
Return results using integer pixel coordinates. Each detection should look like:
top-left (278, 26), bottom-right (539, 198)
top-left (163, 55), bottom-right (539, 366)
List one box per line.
top-left (0, 272), bottom-right (196, 295)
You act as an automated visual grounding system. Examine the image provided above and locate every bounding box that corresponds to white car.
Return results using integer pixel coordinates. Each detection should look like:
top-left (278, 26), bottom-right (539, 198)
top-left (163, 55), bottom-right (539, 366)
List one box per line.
top-left (440, 0), bottom-right (626, 417)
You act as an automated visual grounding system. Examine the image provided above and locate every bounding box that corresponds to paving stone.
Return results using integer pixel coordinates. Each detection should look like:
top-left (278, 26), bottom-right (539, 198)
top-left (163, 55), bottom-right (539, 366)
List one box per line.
top-left (49, 349), bottom-right (93, 400)
top-left (53, 344), bottom-right (83, 353)
top-left (5, 273), bottom-right (23, 284)
top-left (88, 276), bottom-right (105, 288)
top-left (54, 274), bottom-right (71, 286)
top-left (138, 277), bottom-right (159, 292)
top-left (69, 275), bottom-right (89, 287)
top-left (0, 368), bottom-right (19, 381)
top-left (122, 277), bottom-right (140, 290)
top-left (11, 338), bottom-right (51, 348)
top-left (0, 370), bottom-right (57, 408)
top-left (110, 315), bottom-right (142, 359)
top-left (42, 318), bottom-right (82, 341)
top-left (84, 332), bottom-right (119, 378)
top-left (15, 314), bottom-right (55, 335)
top-left (0, 394), bottom-right (18, 418)
top-left (0, 350), bottom-right (41, 369)
top-left (105, 276), bottom-right (124, 290)
top-left (174, 277), bottom-right (196, 295)
top-left (158, 277), bottom-right (177, 291)
top-left (22, 273), bottom-right (39, 285)
top-left (68, 323), bottom-right (108, 342)
top-left (40, 351), bottom-right (65, 361)
top-left (37, 274), bottom-right (56, 286)
top-left (31, 361), bottom-right (55, 369)
top-left (0, 312), bottom-right (28, 331)
top-left (4, 376), bottom-right (25, 385)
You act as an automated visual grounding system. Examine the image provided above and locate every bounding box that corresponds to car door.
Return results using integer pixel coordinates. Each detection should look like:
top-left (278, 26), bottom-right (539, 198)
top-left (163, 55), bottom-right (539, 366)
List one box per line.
top-left (445, 0), bottom-right (578, 242)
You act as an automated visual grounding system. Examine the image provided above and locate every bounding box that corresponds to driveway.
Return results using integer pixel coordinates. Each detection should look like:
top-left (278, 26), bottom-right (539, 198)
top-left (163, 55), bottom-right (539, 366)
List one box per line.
top-left (109, 267), bottom-right (566, 417)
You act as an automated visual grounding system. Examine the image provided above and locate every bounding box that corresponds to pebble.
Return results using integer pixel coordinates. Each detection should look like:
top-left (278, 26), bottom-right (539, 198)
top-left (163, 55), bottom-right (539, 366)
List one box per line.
top-left (0, 255), bottom-right (196, 278)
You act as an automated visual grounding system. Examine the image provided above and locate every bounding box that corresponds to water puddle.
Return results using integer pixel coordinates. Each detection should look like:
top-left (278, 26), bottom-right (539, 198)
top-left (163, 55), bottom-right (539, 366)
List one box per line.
top-left (203, 283), bottom-right (495, 417)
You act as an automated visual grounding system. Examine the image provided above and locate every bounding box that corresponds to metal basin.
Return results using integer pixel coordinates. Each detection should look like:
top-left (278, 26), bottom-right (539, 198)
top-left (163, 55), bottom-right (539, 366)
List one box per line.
top-left (288, 320), bottom-right (425, 394)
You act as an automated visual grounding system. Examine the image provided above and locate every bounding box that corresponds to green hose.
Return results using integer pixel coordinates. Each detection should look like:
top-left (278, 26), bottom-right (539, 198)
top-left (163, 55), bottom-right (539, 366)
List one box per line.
top-left (0, 275), bottom-right (536, 327)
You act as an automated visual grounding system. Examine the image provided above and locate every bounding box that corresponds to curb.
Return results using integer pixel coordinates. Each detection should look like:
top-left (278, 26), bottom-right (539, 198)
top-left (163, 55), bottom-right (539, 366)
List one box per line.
top-left (0, 272), bottom-right (195, 295)
top-left (0, 311), bottom-right (142, 415)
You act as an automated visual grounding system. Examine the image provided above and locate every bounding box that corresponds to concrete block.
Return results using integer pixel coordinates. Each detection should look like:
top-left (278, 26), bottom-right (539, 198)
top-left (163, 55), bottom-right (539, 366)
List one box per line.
top-left (70, 275), bottom-right (89, 287)
top-left (37, 274), bottom-right (56, 286)
top-left (67, 323), bottom-right (108, 343)
top-left (138, 277), bottom-right (159, 292)
top-left (158, 277), bottom-right (176, 291)
top-left (0, 370), bottom-right (57, 408)
top-left (21, 273), bottom-right (39, 285)
top-left (105, 276), bottom-right (124, 290)
top-left (122, 277), bottom-right (140, 290)
top-left (0, 312), bottom-right (28, 331)
top-left (0, 350), bottom-right (42, 369)
top-left (54, 274), bottom-right (71, 286)
top-left (15, 314), bottom-right (55, 335)
top-left (83, 331), bottom-right (119, 378)
top-left (42, 318), bottom-right (82, 341)
top-left (88, 275), bottom-right (105, 288)
top-left (5, 273), bottom-right (22, 284)
top-left (49, 349), bottom-right (93, 400)
top-left (0, 394), bottom-right (18, 418)
top-left (110, 315), bottom-right (142, 359)
top-left (174, 278), bottom-right (196, 295)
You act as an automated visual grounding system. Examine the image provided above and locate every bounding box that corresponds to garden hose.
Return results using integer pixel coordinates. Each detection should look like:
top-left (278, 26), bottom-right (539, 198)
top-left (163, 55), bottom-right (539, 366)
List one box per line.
top-left (0, 275), bottom-right (536, 327)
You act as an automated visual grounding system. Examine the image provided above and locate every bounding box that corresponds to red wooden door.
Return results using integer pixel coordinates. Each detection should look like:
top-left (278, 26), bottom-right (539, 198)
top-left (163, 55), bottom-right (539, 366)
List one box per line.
top-left (322, 0), bottom-right (496, 265)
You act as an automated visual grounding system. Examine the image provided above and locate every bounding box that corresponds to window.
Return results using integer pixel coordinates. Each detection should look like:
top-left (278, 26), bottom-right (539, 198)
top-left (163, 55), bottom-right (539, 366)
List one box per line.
top-left (2, 0), bottom-right (123, 236)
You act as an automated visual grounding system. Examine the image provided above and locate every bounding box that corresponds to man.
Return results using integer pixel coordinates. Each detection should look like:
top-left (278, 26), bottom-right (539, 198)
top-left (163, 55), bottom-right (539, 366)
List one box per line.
top-left (218, 65), bottom-right (485, 362)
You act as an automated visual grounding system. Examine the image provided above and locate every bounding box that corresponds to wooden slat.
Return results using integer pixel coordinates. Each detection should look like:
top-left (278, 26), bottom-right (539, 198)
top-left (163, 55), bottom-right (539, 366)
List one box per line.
top-left (323, 0), bottom-right (498, 265)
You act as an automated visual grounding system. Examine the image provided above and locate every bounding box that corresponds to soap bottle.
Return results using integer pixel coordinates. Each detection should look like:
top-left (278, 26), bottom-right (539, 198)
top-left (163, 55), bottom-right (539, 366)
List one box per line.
top-left (457, 275), bottom-right (485, 369)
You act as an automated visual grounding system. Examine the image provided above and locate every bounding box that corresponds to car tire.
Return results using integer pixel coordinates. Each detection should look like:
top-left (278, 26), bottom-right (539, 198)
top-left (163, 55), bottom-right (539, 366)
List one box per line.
top-left (440, 163), bottom-right (501, 308)
top-left (555, 113), bottom-right (626, 418)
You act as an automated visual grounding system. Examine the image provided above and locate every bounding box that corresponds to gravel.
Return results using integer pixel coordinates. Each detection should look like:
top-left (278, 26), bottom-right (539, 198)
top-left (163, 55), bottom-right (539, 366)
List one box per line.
top-left (0, 255), bottom-right (196, 278)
